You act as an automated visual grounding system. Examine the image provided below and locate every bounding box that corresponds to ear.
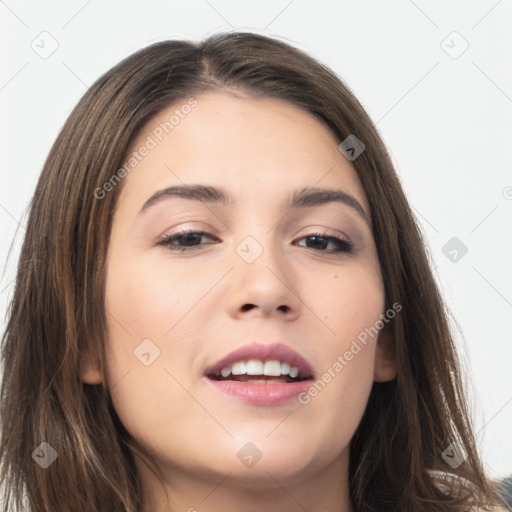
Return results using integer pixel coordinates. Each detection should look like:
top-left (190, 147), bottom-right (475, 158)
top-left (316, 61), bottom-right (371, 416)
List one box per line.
top-left (373, 326), bottom-right (398, 383)
top-left (80, 351), bottom-right (103, 385)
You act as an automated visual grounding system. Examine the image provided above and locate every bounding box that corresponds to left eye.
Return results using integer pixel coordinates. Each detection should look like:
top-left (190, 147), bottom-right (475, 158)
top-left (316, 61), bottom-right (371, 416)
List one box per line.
top-left (295, 233), bottom-right (354, 253)
top-left (156, 230), bottom-right (354, 254)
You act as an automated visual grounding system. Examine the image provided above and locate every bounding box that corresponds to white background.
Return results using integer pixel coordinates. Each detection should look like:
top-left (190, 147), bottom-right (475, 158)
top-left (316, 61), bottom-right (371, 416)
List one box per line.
top-left (1, 0), bottom-right (511, 479)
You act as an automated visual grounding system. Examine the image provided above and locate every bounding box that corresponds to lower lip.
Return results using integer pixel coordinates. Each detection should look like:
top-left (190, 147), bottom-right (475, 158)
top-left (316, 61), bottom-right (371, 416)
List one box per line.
top-left (205, 377), bottom-right (313, 406)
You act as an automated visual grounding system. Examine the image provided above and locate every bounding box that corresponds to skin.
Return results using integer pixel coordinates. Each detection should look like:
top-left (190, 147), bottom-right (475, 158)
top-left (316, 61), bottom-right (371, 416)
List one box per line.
top-left (82, 91), bottom-right (397, 512)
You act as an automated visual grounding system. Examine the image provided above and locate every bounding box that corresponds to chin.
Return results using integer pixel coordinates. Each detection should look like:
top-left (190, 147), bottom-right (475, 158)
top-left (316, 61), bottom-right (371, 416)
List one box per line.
top-left (223, 435), bottom-right (334, 482)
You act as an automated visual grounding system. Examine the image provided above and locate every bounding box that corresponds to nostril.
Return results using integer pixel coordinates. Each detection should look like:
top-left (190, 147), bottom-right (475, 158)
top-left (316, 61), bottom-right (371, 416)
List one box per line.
top-left (240, 304), bottom-right (290, 313)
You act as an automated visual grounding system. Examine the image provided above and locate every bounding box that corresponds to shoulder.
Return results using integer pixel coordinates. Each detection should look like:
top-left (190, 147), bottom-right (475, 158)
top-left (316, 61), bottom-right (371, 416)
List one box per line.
top-left (427, 470), bottom-right (509, 511)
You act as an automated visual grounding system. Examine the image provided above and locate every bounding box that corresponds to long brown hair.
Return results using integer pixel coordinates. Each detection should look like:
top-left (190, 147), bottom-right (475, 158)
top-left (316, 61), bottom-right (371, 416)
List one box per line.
top-left (0, 31), bottom-right (504, 512)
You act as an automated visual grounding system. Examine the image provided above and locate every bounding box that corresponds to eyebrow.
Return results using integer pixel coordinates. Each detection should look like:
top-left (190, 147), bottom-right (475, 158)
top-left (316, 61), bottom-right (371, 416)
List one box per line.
top-left (139, 184), bottom-right (369, 224)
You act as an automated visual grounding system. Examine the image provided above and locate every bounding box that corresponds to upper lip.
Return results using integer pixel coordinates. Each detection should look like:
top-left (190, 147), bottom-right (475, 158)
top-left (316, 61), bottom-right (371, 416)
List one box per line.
top-left (204, 342), bottom-right (314, 378)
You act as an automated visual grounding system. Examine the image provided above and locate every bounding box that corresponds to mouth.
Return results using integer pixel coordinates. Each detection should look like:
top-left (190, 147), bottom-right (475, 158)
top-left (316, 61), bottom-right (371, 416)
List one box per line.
top-left (203, 342), bottom-right (314, 406)
top-left (207, 360), bottom-right (309, 383)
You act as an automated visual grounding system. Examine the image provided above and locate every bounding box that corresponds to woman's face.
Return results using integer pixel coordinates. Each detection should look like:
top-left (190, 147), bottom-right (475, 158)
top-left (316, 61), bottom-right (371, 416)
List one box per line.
top-left (83, 91), bottom-right (396, 490)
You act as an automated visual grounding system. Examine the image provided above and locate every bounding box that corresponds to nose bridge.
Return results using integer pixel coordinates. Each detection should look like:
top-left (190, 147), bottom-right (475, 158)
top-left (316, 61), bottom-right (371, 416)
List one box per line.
top-left (233, 201), bottom-right (287, 272)
top-left (227, 221), bottom-right (301, 317)
top-left (232, 200), bottom-right (281, 265)
top-left (234, 229), bottom-right (286, 285)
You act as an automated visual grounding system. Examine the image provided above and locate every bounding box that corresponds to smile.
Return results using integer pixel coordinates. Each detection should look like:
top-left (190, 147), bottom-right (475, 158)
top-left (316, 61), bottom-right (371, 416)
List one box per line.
top-left (204, 342), bottom-right (315, 406)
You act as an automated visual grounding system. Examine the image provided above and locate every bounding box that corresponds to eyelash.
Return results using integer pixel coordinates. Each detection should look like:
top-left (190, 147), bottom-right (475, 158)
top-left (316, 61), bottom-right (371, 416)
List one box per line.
top-left (156, 229), bottom-right (355, 255)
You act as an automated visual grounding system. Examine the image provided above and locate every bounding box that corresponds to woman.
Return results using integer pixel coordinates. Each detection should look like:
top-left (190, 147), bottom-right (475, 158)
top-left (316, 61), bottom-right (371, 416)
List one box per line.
top-left (0, 32), bottom-right (505, 512)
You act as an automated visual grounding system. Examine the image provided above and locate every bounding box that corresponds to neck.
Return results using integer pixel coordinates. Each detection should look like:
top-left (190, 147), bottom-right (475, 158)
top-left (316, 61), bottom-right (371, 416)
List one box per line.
top-left (137, 449), bottom-right (354, 512)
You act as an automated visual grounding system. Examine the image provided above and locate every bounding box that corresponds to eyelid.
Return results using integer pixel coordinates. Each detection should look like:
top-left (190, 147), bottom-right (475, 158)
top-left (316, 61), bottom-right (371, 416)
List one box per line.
top-left (155, 225), bottom-right (211, 242)
top-left (296, 230), bottom-right (355, 254)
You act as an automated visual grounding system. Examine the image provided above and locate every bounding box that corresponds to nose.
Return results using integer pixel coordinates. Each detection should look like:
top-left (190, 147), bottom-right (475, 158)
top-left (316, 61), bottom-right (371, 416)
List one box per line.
top-left (225, 238), bottom-right (301, 322)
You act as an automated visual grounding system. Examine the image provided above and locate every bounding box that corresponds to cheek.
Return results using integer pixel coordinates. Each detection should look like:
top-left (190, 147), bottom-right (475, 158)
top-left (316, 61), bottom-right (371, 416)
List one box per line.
top-left (301, 261), bottom-right (385, 342)
top-left (298, 263), bottom-right (384, 408)
top-left (102, 251), bottom-right (220, 402)
top-left (102, 259), bottom-right (201, 447)
top-left (104, 252), bottom-right (207, 339)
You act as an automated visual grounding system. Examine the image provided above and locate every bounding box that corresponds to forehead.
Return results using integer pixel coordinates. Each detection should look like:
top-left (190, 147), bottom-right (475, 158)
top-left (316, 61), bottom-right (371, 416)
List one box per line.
top-left (119, 91), bottom-right (369, 216)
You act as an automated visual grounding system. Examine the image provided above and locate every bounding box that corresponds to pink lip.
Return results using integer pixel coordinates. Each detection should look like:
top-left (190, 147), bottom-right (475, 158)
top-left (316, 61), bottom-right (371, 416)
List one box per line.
top-left (203, 342), bottom-right (314, 378)
top-left (203, 342), bottom-right (314, 406)
top-left (205, 379), bottom-right (313, 406)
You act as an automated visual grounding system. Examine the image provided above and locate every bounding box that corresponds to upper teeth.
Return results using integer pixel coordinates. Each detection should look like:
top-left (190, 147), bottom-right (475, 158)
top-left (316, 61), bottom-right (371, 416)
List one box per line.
top-left (220, 360), bottom-right (299, 379)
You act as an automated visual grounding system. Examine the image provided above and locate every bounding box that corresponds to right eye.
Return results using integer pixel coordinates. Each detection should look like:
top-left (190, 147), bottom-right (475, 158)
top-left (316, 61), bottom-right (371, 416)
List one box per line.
top-left (156, 230), bottom-right (219, 252)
